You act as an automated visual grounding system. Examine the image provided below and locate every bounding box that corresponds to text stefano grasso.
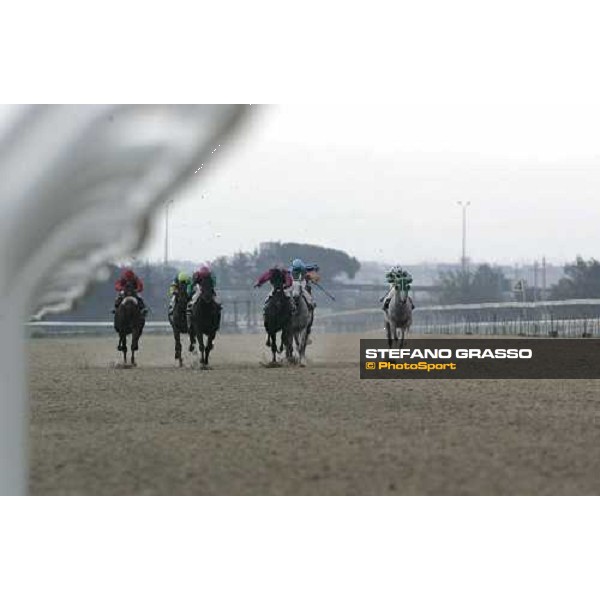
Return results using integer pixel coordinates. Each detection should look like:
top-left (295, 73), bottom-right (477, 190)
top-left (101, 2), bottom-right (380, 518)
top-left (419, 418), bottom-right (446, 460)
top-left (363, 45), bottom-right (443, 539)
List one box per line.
top-left (364, 348), bottom-right (533, 359)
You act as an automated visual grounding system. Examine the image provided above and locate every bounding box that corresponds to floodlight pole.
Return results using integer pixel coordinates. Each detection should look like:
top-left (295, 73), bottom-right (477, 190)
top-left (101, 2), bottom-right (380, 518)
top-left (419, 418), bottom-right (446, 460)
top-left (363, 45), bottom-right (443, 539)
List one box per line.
top-left (457, 201), bottom-right (471, 272)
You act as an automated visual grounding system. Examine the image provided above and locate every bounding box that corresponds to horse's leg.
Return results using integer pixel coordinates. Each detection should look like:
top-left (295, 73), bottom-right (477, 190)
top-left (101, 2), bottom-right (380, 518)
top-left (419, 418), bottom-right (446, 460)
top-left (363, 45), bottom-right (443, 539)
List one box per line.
top-left (130, 333), bottom-right (136, 366)
top-left (400, 327), bottom-right (405, 348)
top-left (293, 331), bottom-right (301, 363)
top-left (270, 332), bottom-right (278, 363)
top-left (189, 326), bottom-right (196, 352)
top-left (198, 333), bottom-right (206, 365)
top-left (119, 333), bottom-right (127, 363)
top-left (385, 320), bottom-right (392, 349)
top-left (389, 316), bottom-right (399, 348)
top-left (299, 326), bottom-right (309, 366)
top-left (174, 328), bottom-right (182, 365)
top-left (285, 328), bottom-right (293, 361)
top-left (188, 307), bottom-right (196, 352)
top-left (204, 332), bottom-right (215, 366)
top-left (131, 327), bottom-right (139, 352)
top-left (188, 327), bottom-right (195, 354)
top-left (130, 329), bottom-right (138, 366)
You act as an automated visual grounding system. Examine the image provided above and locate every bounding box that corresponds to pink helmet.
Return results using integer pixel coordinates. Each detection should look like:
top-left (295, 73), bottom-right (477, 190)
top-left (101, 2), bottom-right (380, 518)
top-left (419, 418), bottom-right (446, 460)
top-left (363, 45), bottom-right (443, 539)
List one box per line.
top-left (196, 264), bottom-right (211, 278)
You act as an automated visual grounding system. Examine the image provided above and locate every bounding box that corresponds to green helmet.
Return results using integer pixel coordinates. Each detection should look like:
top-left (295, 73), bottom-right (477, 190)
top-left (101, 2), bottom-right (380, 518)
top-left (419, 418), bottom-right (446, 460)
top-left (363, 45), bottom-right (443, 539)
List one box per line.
top-left (177, 271), bottom-right (191, 283)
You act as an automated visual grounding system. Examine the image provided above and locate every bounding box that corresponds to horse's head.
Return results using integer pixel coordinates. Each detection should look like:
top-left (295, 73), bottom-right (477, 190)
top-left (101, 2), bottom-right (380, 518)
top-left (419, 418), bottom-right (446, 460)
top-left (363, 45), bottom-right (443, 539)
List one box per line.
top-left (291, 280), bottom-right (303, 301)
top-left (393, 279), bottom-right (409, 304)
top-left (176, 282), bottom-right (189, 303)
top-left (199, 277), bottom-right (214, 302)
top-left (269, 286), bottom-right (287, 311)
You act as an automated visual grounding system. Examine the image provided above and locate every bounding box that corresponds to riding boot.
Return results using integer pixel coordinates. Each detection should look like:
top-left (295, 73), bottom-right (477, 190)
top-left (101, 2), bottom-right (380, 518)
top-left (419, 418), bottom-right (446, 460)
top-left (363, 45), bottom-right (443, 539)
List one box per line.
top-left (383, 298), bottom-right (391, 311)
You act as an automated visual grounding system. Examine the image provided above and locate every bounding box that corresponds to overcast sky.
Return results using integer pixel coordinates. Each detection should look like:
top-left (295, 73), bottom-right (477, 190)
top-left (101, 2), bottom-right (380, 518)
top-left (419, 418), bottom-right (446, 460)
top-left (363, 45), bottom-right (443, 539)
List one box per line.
top-left (139, 103), bottom-right (600, 267)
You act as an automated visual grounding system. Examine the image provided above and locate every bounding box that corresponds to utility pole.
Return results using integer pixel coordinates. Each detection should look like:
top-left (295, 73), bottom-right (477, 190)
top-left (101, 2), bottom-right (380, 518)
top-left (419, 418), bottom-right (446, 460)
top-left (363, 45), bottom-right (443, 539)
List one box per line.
top-left (542, 256), bottom-right (547, 301)
top-left (457, 201), bottom-right (471, 272)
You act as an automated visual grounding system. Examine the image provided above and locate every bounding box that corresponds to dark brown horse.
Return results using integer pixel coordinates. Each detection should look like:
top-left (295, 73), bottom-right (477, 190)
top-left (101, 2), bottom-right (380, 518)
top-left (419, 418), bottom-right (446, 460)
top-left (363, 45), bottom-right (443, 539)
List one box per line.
top-left (189, 278), bottom-right (221, 367)
top-left (114, 284), bottom-right (145, 365)
top-left (263, 286), bottom-right (293, 364)
top-left (169, 282), bottom-right (195, 367)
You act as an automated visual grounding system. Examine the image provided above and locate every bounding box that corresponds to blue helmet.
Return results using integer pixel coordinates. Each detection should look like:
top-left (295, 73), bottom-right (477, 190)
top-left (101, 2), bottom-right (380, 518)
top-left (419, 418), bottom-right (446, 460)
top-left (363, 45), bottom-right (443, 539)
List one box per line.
top-left (292, 258), bottom-right (305, 270)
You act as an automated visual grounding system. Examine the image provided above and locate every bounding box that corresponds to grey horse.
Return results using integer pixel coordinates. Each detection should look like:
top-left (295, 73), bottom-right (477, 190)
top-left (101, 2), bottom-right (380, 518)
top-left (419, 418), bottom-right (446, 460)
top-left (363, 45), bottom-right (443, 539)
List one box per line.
top-left (290, 279), bottom-right (313, 365)
top-left (383, 283), bottom-right (413, 348)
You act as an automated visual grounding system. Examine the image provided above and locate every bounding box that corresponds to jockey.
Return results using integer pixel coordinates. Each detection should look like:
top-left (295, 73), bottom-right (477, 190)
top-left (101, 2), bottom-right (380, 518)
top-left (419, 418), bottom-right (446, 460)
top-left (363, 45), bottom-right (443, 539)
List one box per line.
top-left (168, 271), bottom-right (192, 316)
top-left (289, 258), bottom-right (319, 309)
top-left (114, 268), bottom-right (147, 315)
top-left (254, 264), bottom-right (295, 346)
top-left (186, 264), bottom-right (221, 327)
top-left (254, 264), bottom-right (295, 311)
top-left (381, 266), bottom-right (415, 311)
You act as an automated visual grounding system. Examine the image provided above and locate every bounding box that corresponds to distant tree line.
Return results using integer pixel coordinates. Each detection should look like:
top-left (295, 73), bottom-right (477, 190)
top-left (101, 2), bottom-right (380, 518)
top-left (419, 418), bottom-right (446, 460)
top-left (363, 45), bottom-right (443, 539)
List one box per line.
top-left (434, 256), bottom-right (600, 304)
top-left (549, 256), bottom-right (600, 300)
top-left (210, 242), bottom-right (360, 287)
top-left (435, 264), bottom-right (511, 304)
top-left (50, 242), bottom-right (361, 320)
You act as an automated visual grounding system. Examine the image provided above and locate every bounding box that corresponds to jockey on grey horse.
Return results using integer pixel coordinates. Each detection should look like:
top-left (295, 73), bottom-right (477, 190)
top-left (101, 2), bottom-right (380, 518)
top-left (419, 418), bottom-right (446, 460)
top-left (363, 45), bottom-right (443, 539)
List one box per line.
top-left (381, 266), bottom-right (415, 311)
top-left (381, 266), bottom-right (414, 348)
top-left (289, 258), bottom-right (319, 305)
top-left (289, 258), bottom-right (319, 342)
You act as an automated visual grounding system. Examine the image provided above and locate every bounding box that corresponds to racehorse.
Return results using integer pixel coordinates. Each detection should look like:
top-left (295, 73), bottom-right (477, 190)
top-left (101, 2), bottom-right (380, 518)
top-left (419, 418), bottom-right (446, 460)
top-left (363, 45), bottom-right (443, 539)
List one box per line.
top-left (290, 279), bottom-right (313, 366)
top-left (383, 279), bottom-right (413, 348)
top-left (114, 283), bottom-right (145, 365)
top-left (263, 285), bottom-right (293, 364)
top-left (189, 277), bottom-right (221, 368)
top-left (168, 282), bottom-right (195, 367)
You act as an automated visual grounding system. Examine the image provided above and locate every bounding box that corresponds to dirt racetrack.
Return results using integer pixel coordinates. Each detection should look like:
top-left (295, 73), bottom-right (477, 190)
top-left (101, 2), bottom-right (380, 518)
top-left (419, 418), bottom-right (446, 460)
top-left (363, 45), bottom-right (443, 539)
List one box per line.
top-left (28, 332), bottom-right (600, 495)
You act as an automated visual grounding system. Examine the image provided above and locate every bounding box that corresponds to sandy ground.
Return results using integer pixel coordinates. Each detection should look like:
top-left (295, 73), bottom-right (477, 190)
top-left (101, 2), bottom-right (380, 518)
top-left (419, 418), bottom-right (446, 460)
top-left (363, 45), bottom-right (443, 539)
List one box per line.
top-left (28, 332), bottom-right (600, 495)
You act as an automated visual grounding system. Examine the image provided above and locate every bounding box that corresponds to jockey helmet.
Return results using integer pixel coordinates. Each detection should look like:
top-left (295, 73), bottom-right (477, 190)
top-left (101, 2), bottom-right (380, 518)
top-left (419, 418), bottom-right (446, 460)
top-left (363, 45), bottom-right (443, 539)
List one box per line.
top-left (122, 269), bottom-right (136, 280)
top-left (177, 271), bottom-right (191, 283)
top-left (196, 264), bottom-right (211, 278)
top-left (292, 258), bottom-right (305, 270)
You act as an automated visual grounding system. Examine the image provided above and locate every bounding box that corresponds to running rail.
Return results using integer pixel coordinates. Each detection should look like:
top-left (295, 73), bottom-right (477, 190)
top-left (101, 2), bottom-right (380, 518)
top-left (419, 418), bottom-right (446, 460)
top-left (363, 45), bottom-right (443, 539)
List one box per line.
top-left (26, 298), bottom-right (600, 326)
